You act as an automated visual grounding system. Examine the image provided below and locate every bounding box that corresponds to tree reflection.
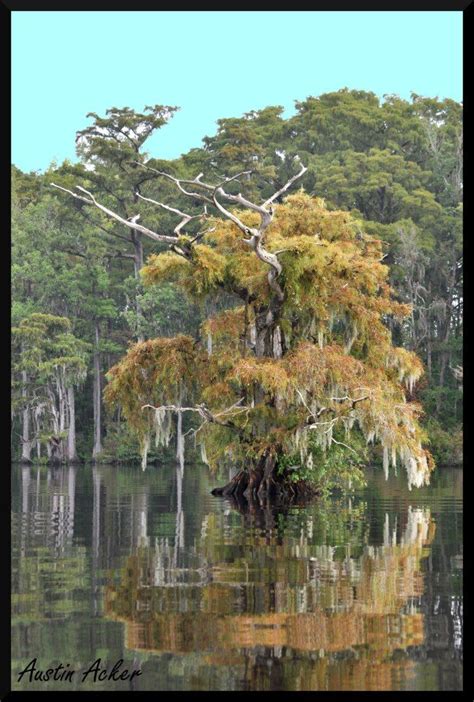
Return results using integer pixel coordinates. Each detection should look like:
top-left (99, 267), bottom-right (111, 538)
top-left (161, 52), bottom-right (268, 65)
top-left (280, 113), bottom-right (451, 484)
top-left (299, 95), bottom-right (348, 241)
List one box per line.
top-left (11, 463), bottom-right (462, 691)
top-left (104, 482), bottom-right (438, 690)
top-left (17, 465), bottom-right (77, 556)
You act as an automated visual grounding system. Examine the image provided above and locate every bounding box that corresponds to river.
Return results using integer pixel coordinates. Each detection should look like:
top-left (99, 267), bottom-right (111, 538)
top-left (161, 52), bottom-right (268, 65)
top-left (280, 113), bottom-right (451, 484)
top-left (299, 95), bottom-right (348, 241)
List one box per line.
top-left (11, 462), bottom-right (462, 691)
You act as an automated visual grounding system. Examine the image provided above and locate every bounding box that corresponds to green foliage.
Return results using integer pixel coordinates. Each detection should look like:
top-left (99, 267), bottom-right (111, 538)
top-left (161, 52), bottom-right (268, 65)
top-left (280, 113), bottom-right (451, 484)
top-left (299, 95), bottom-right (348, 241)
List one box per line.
top-left (12, 313), bottom-right (89, 459)
top-left (277, 429), bottom-right (368, 496)
top-left (12, 313), bottom-right (89, 379)
top-left (422, 417), bottom-right (463, 466)
top-left (122, 278), bottom-right (201, 339)
top-left (99, 423), bottom-right (176, 464)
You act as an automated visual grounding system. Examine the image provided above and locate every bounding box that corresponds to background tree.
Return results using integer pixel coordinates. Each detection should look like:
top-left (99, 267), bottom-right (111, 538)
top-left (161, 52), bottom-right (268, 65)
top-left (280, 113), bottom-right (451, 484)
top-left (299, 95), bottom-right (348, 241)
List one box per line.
top-left (12, 314), bottom-right (88, 462)
top-left (73, 105), bottom-right (179, 342)
top-left (12, 168), bottom-right (123, 460)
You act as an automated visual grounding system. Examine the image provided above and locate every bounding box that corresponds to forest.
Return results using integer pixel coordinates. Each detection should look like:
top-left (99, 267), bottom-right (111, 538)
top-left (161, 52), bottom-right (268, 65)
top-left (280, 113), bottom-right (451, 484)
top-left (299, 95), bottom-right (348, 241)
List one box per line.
top-left (11, 89), bottom-right (463, 487)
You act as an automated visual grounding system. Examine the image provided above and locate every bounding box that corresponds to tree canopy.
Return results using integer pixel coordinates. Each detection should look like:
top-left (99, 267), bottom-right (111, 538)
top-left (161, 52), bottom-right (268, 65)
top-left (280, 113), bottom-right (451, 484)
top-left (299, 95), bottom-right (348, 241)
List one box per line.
top-left (102, 180), bottom-right (433, 492)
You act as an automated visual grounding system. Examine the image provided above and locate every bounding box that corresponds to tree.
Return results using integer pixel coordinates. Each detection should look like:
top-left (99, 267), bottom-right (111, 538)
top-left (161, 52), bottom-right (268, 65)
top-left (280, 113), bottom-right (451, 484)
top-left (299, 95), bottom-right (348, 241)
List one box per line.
top-left (73, 105), bottom-right (179, 342)
top-left (12, 314), bottom-right (88, 463)
top-left (195, 90), bottom-right (461, 459)
top-left (52, 106), bottom-right (185, 458)
top-left (12, 171), bottom-right (123, 461)
top-left (54, 164), bottom-right (434, 497)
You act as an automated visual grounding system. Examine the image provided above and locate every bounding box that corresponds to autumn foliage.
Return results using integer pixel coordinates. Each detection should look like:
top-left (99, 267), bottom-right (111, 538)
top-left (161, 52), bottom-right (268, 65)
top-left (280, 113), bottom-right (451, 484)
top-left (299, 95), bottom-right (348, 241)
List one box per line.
top-left (105, 191), bottom-right (433, 490)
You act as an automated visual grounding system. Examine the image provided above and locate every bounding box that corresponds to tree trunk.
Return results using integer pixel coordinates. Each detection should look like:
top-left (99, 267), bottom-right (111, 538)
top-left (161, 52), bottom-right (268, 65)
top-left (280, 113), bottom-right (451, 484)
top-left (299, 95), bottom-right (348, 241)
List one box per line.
top-left (132, 230), bottom-right (144, 343)
top-left (67, 385), bottom-right (78, 462)
top-left (33, 406), bottom-right (41, 460)
top-left (47, 384), bottom-right (64, 464)
top-left (211, 303), bottom-right (315, 503)
top-left (48, 436), bottom-right (63, 464)
top-left (436, 259), bottom-right (458, 415)
top-left (58, 372), bottom-right (66, 435)
top-left (92, 323), bottom-right (102, 460)
top-left (211, 450), bottom-right (319, 504)
top-left (132, 231), bottom-right (144, 273)
top-left (436, 292), bottom-right (454, 415)
top-left (254, 296), bottom-right (286, 360)
top-left (427, 335), bottom-right (432, 380)
top-left (210, 295), bottom-right (299, 502)
top-left (21, 370), bottom-right (32, 463)
top-left (176, 410), bottom-right (184, 471)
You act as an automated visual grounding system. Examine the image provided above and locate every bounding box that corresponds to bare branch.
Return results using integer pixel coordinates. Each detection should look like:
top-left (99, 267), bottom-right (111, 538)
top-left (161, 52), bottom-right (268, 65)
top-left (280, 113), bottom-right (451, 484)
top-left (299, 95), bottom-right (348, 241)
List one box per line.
top-left (50, 183), bottom-right (93, 205)
top-left (134, 164), bottom-right (262, 228)
top-left (142, 399), bottom-right (249, 437)
top-left (211, 190), bottom-right (250, 235)
top-left (51, 183), bottom-right (178, 244)
top-left (330, 395), bottom-right (369, 407)
top-left (217, 186), bottom-right (271, 223)
top-left (142, 403), bottom-right (204, 414)
top-left (133, 163), bottom-right (214, 205)
top-left (263, 163), bottom-right (308, 206)
top-left (79, 206), bottom-right (133, 243)
top-left (142, 398), bottom-right (249, 420)
top-left (136, 162), bottom-right (253, 195)
top-left (213, 397), bottom-right (247, 417)
top-left (136, 162), bottom-right (270, 229)
top-left (330, 438), bottom-right (360, 456)
top-left (136, 192), bottom-right (207, 236)
top-left (54, 159), bottom-right (307, 306)
top-left (299, 390), bottom-right (369, 430)
top-left (308, 416), bottom-right (340, 430)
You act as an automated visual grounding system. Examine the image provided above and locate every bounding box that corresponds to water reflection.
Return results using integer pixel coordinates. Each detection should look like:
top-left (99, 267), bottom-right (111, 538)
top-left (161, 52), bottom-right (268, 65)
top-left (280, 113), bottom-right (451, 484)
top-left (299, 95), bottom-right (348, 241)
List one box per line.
top-left (18, 464), bottom-right (77, 553)
top-left (104, 503), bottom-right (435, 689)
top-left (11, 464), bottom-right (462, 691)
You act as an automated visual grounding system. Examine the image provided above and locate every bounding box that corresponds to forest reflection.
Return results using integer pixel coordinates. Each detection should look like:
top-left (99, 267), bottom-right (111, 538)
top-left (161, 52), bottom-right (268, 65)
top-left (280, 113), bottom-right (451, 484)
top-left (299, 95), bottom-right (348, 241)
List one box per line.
top-left (104, 484), bottom-right (434, 688)
top-left (12, 463), bottom-right (462, 691)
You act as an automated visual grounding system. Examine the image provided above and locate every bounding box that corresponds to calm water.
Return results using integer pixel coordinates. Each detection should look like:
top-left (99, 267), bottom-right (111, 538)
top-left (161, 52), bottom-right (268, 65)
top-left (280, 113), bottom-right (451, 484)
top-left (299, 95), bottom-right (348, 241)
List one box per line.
top-left (11, 463), bottom-right (462, 691)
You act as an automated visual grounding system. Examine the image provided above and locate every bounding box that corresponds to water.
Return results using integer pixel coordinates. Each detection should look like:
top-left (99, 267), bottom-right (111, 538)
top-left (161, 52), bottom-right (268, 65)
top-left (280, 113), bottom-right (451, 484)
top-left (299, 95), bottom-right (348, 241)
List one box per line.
top-left (11, 463), bottom-right (462, 691)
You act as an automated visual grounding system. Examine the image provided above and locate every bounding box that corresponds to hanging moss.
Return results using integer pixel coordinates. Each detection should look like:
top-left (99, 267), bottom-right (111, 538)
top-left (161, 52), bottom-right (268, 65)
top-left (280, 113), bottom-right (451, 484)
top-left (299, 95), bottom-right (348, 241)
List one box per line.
top-left (104, 193), bottom-right (434, 489)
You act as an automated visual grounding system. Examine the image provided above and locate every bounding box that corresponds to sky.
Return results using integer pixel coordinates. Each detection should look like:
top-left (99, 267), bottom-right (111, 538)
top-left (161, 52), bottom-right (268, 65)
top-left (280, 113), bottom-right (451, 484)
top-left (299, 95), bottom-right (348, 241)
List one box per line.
top-left (12, 11), bottom-right (463, 173)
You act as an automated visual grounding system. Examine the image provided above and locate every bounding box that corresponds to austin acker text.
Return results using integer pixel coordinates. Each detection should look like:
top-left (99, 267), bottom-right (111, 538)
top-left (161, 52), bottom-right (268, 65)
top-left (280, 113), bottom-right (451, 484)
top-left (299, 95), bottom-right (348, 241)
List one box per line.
top-left (17, 658), bottom-right (142, 684)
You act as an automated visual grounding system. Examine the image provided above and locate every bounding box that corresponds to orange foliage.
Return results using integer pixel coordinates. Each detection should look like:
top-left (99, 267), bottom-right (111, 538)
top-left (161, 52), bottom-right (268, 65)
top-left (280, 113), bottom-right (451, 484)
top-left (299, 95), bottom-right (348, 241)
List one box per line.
top-left (104, 192), bottom-right (433, 486)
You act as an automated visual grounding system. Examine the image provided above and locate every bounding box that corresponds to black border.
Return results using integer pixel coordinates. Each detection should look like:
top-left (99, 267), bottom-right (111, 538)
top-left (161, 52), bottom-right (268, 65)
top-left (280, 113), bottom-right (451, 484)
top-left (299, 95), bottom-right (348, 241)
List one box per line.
top-left (2, 2), bottom-right (470, 700)
top-left (1, 1), bottom-right (473, 9)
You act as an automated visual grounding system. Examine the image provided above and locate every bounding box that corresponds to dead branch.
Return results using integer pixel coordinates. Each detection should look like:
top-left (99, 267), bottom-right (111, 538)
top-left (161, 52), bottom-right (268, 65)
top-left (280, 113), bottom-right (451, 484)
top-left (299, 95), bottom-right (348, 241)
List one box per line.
top-left (329, 395), bottom-right (369, 408)
top-left (263, 163), bottom-right (308, 206)
top-left (297, 389), bottom-right (370, 435)
top-left (51, 183), bottom-right (178, 244)
top-left (52, 160), bottom-right (307, 302)
top-left (142, 398), bottom-right (249, 438)
top-left (136, 192), bottom-right (208, 237)
top-left (133, 163), bottom-right (215, 206)
top-left (133, 160), bottom-right (307, 299)
top-left (330, 437), bottom-right (361, 456)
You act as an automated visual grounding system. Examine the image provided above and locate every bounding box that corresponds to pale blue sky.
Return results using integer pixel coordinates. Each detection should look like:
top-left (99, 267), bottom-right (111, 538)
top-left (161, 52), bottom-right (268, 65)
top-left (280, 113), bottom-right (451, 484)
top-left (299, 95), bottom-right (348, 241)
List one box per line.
top-left (12, 11), bottom-right (462, 173)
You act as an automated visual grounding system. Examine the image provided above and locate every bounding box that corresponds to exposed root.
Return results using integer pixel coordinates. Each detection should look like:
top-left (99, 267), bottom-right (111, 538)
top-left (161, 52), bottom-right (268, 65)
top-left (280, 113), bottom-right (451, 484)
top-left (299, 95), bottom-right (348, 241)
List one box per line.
top-left (210, 469), bottom-right (248, 496)
top-left (211, 452), bottom-right (321, 506)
